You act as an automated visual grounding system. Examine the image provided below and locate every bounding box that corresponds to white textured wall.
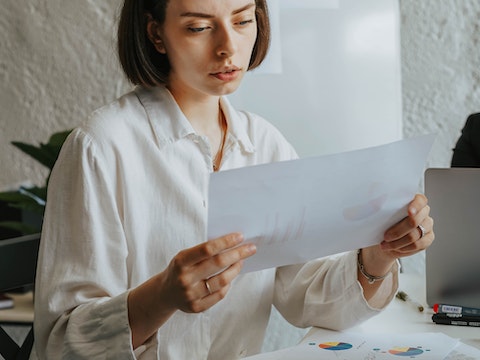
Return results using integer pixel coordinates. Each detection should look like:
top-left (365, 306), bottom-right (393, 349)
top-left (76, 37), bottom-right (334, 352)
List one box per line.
top-left (400, 0), bottom-right (480, 167)
top-left (0, 1), bottom-right (130, 190)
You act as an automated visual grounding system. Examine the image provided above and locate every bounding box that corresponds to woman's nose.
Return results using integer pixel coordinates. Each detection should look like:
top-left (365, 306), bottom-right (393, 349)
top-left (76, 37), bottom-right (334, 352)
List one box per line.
top-left (216, 26), bottom-right (236, 58)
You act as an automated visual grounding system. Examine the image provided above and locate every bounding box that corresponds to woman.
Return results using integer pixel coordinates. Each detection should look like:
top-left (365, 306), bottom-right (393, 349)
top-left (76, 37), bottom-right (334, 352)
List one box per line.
top-left (34, 0), bottom-right (434, 358)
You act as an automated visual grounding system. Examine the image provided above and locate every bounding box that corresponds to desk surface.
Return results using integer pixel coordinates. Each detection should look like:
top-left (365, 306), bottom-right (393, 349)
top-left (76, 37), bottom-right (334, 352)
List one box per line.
top-left (304, 273), bottom-right (480, 349)
top-left (0, 291), bottom-right (34, 323)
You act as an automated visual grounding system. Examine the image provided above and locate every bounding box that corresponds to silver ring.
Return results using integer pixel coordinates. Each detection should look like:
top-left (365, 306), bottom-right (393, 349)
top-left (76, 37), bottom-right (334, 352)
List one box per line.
top-left (205, 279), bottom-right (212, 295)
top-left (417, 224), bottom-right (426, 239)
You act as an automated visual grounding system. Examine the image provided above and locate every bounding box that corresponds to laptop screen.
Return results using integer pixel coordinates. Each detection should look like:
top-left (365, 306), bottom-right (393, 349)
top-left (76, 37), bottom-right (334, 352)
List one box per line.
top-left (424, 168), bottom-right (480, 309)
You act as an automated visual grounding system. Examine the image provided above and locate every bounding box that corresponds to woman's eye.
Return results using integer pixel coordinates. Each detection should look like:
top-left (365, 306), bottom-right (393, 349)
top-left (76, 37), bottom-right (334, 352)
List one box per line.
top-left (238, 19), bottom-right (254, 26)
top-left (188, 27), bottom-right (209, 33)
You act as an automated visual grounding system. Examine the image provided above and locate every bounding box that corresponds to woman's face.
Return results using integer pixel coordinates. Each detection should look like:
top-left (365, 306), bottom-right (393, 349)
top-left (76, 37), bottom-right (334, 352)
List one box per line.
top-left (157, 0), bottom-right (258, 101)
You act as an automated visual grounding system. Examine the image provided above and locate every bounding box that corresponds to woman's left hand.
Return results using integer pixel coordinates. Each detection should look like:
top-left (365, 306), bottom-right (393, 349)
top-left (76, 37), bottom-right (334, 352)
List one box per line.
top-left (381, 193), bottom-right (434, 259)
top-left (359, 194), bottom-right (434, 293)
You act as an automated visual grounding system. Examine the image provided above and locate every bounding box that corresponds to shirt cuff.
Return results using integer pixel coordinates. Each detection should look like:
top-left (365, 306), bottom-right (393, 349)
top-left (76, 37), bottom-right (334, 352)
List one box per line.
top-left (353, 253), bottom-right (400, 310)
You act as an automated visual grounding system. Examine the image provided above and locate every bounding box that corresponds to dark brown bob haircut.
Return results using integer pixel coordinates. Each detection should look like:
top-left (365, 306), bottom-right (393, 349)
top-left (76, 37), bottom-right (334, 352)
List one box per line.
top-left (117, 0), bottom-right (270, 87)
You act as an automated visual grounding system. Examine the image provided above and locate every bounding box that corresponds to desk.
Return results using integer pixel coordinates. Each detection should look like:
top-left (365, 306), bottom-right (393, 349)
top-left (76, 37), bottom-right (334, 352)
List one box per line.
top-left (303, 273), bottom-right (480, 349)
top-left (0, 291), bottom-right (33, 324)
top-left (0, 292), bottom-right (34, 359)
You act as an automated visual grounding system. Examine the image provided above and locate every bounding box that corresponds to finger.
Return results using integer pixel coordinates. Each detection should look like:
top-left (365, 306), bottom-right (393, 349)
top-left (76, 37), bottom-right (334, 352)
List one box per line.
top-left (416, 224), bottom-right (427, 240)
top-left (187, 283), bottom-right (233, 313)
top-left (165, 259), bottom-right (241, 314)
top-left (192, 243), bottom-right (255, 299)
top-left (407, 193), bottom-right (428, 217)
top-left (185, 261), bottom-right (245, 313)
top-left (204, 278), bottom-right (213, 296)
top-left (382, 216), bottom-right (434, 251)
top-left (384, 204), bottom-right (430, 242)
top-left (201, 260), bottom-right (244, 298)
top-left (384, 230), bottom-right (435, 257)
top-left (169, 237), bottom-right (255, 307)
top-left (176, 233), bottom-right (244, 267)
top-left (194, 242), bottom-right (256, 282)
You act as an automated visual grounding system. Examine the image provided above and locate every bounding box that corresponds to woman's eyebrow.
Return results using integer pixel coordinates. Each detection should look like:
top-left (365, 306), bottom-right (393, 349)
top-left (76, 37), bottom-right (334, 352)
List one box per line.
top-left (180, 3), bottom-right (255, 19)
top-left (232, 3), bottom-right (255, 15)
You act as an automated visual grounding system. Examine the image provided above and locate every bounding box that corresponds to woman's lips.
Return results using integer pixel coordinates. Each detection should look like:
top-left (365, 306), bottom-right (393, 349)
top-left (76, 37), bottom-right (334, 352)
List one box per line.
top-left (211, 68), bottom-right (240, 82)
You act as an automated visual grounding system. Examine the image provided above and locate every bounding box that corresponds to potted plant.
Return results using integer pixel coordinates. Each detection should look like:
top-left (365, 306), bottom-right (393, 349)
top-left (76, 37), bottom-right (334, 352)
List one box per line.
top-left (0, 129), bottom-right (72, 239)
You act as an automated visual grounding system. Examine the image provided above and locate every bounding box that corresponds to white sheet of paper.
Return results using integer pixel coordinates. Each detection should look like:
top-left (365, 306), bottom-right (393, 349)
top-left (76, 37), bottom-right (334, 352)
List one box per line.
top-left (207, 135), bottom-right (435, 273)
top-left (445, 342), bottom-right (480, 359)
top-left (244, 330), bottom-right (459, 360)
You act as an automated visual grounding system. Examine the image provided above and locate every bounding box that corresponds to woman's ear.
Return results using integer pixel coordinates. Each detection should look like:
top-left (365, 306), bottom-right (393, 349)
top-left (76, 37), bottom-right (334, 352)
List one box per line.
top-left (146, 14), bottom-right (167, 54)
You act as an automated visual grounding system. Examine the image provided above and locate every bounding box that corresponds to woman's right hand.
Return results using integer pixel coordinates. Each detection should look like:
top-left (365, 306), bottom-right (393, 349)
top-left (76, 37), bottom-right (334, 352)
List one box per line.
top-left (161, 232), bottom-right (256, 313)
top-left (128, 233), bottom-right (256, 348)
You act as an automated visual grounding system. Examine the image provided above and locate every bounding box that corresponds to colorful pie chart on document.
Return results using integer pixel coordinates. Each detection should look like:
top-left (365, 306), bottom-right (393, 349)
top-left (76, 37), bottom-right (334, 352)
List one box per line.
top-left (318, 342), bottom-right (353, 351)
top-left (388, 346), bottom-right (424, 356)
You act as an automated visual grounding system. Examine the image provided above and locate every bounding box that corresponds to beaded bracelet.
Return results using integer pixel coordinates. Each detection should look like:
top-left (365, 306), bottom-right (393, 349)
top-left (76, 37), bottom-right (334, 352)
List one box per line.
top-left (357, 249), bottom-right (392, 284)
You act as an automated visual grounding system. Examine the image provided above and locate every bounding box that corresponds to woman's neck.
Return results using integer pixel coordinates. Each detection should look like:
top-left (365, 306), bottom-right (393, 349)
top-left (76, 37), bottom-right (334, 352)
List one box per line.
top-left (167, 86), bottom-right (221, 134)
top-left (167, 87), bottom-right (227, 170)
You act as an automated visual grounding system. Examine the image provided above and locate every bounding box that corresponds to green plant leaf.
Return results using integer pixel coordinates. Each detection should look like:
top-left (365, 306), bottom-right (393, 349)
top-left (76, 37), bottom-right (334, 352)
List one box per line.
top-left (9, 202), bottom-right (44, 215)
top-left (11, 129), bottom-right (73, 171)
top-left (11, 142), bottom-right (55, 169)
top-left (20, 186), bottom-right (47, 203)
top-left (0, 187), bottom-right (46, 204)
top-left (2, 129), bottom-right (72, 234)
top-left (48, 130), bottom-right (72, 147)
top-left (0, 221), bottom-right (40, 235)
top-left (0, 188), bottom-right (45, 214)
top-left (0, 190), bottom-right (32, 203)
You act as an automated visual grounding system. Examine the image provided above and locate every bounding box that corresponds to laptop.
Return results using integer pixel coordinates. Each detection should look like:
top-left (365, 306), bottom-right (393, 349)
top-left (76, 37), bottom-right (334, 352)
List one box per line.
top-left (424, 168), bottom-right (480, 309)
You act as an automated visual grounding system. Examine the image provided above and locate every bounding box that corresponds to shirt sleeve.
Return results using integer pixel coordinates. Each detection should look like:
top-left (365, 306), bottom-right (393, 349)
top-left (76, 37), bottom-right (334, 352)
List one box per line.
top-left (33, 128), bottom-right (140, 359)
top-left (273, 251), bottom-right (399, 331)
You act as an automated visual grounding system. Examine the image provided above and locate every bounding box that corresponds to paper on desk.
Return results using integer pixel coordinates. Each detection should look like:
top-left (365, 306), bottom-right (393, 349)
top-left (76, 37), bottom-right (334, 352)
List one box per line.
top-left (445, 342), bottom-right (480, 359)
top-left (208, 135), bottom-right (434, 273)
top-left (244, 330), bottom-right (459, 360)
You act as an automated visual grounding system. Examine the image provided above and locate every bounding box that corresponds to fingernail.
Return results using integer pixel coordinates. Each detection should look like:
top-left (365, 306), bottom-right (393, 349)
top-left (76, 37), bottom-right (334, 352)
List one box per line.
top-left (234, 233), bottom-right (244, 243)
top-left (247, 244), bottom-right (257, 254)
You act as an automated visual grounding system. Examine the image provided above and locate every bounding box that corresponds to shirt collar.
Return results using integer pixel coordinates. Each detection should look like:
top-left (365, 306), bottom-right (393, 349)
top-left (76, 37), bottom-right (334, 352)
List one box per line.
top-left (135, 86), bottom-right (194, 147)
top-left (135, 86), bottom-right (255, 153)
top-left (220, 96), bottom-right (255, 154)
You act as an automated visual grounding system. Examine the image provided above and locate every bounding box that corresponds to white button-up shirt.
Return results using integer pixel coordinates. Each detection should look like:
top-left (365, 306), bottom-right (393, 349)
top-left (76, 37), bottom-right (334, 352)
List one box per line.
top-left (34, 86), bottom-right (398, 359)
